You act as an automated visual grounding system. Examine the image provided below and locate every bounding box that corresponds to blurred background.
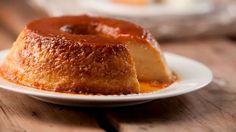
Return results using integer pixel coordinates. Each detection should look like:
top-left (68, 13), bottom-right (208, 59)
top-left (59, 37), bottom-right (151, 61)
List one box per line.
top-left (0, 0), bottom-right (236, 45)
top-left (0, 1), bottom-right (236, 131)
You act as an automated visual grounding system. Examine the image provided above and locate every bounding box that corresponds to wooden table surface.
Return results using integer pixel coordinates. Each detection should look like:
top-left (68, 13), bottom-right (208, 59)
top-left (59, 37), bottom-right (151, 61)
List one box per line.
top-left (0, 0), bottom-right (236, 132)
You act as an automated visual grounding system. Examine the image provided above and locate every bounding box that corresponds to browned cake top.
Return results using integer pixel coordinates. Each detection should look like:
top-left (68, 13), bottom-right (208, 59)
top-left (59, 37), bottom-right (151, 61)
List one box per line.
top-left (27, 15), bottom-right (156, 45)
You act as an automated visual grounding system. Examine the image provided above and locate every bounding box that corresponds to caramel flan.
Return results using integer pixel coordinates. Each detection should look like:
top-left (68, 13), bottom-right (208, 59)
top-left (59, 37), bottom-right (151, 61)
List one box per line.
top-left (0, 15), bottom-right (173, 95)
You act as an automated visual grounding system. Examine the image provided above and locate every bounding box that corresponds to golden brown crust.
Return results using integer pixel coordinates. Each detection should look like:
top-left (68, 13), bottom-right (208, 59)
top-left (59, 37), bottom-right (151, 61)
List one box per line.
top-left (1, 16), bottom-right (142, 95)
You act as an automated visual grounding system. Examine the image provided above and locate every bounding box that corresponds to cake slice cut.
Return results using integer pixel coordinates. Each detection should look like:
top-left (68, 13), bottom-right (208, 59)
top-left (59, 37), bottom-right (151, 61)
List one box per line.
top-left (127, 40), bottom-right (172, 83)
top-left (94, 17), bottom-right (173, 83)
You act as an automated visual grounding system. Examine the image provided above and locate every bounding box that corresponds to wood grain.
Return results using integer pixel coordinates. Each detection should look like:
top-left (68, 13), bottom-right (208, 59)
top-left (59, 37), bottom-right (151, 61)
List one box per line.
top-left (0, 90), bottom-right (104, 132)
top-left (104, 38), bottom-right (236, 132)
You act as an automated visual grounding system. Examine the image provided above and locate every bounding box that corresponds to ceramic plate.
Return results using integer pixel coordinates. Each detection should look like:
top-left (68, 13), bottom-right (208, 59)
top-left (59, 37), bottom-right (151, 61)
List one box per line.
top-left (79, 0), bottom-right (213, 17)
top-left (0, 49), bottom-right (212, 107)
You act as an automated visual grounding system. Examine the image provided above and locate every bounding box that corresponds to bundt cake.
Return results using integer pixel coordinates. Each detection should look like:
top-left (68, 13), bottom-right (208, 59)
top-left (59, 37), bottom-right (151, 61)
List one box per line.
top-left (0, 15), bottom-right (173, 95)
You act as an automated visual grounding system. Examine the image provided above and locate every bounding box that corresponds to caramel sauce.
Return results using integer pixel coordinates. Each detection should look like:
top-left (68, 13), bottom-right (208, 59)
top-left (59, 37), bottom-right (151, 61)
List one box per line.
top-left (140, 73), bottom-right (178, 93)
top-left (27, 15), bottom-right (151, 44)
top-left (139, 82), bottom-right (166, 93)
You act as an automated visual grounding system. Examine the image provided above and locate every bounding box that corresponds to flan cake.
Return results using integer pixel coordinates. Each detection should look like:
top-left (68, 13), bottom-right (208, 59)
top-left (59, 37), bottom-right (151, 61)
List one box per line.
top-left (0, 15), bottom-right (173, 95)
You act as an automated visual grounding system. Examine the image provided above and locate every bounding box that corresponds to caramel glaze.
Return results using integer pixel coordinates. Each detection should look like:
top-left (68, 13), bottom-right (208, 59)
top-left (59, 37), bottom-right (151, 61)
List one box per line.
top-left (27, 15), bottom-right (159, 49)
top-left (140, 74), bottom-right (177, 93)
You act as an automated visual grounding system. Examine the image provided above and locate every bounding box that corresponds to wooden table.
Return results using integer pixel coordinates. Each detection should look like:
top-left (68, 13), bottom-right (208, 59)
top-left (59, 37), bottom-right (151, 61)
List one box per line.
top-left (0, 0), bottom-right (236, 131)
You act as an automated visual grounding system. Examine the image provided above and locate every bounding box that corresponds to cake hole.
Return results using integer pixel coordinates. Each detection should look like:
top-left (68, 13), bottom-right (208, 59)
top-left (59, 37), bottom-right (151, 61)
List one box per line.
top-left (60, 24), bottom-right (92, 35)
top-left (60, 24), bottom-right (119, 38)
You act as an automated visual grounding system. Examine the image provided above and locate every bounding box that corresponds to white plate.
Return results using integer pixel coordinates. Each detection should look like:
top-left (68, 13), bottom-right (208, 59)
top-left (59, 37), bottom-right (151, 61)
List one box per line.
top-left (0, 49), bottom-right (212, 107)
top-left (79, 0), bottom-right (213, 17)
